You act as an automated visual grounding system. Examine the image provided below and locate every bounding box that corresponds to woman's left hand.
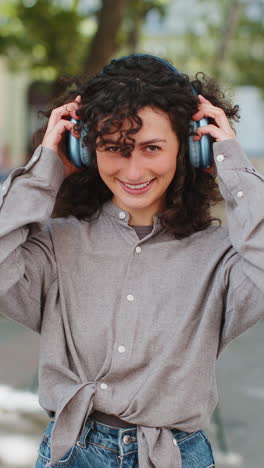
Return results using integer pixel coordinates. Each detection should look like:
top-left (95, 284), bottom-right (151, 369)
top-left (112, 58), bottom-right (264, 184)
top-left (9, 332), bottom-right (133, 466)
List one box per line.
top-left (192, 95), bottom-right (237, 142)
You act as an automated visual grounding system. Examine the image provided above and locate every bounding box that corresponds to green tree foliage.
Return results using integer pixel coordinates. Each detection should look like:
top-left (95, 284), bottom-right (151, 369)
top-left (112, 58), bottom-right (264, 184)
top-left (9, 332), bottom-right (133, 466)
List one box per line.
top-left (0, 0), bottom-right (170, 78)
top-left (230, 13), bottom-right (264, 90)
top-left (0, 0), bottom-right (92, 78)
top-left (0, 0), bottom-right (263, 92)
top-left (183, 0), bottom-right (264, 92)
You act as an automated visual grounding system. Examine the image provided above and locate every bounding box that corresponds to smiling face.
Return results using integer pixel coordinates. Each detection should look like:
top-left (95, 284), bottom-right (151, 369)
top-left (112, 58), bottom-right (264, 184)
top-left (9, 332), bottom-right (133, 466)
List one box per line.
top-left (96, 106), bottom-right (180, 225)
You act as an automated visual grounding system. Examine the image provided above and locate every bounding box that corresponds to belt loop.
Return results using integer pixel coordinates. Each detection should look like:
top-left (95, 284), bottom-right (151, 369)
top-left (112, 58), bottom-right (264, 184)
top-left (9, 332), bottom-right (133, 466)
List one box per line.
top-left (77, 419), bottom-right (94, 448)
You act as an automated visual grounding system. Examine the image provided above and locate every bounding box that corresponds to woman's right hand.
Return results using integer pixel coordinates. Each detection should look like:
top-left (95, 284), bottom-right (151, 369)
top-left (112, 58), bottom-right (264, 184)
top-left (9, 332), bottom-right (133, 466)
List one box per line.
top-left (41, 95), bottom-right (83, 178)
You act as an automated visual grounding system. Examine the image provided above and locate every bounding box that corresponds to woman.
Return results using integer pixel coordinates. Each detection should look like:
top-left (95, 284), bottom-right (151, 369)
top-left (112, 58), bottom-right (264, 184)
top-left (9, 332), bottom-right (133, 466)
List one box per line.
top-left (0, 54), bottom-right (263, 468)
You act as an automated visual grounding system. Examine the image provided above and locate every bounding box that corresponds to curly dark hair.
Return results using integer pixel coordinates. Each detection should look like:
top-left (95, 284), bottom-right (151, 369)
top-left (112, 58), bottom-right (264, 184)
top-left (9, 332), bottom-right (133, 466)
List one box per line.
top-left (36, 54), bottom-right (240, 239)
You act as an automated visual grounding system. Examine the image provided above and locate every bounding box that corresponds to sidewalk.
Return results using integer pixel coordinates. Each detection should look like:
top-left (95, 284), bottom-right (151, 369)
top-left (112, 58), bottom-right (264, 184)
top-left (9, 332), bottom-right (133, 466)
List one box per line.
top-left (208, 321), bottom-right (264, 468)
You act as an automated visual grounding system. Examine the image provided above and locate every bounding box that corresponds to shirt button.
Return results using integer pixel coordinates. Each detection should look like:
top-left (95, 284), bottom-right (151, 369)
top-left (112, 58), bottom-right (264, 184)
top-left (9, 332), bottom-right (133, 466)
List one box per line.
top-left (118, 345), bottom-right (126, 353)
top-left (100, 383), bottom-right (108, 390)
top-left (119, 211), bottom-right (126, 219)
top-left (32, 154), bottom-right (38, 162)
top-left (237, 191), bottom-right (244, 198)
top-left (136, 246), bottom-right (142, 253)
top-left (1, 184), bottom-right (7, 194)
top-left (216, 154), bottom-right (224, 162)
top-left (127, 294), bottom-right (134, 302)
top-left (172, 438), bottom-right (177, 446)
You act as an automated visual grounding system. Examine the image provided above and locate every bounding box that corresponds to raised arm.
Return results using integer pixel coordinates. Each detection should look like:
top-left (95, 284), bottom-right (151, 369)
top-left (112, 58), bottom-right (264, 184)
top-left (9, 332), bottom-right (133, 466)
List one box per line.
top-left (193, 95), bottom-right (264, 352)
top-left (0, 98), bottom-right (82, 331)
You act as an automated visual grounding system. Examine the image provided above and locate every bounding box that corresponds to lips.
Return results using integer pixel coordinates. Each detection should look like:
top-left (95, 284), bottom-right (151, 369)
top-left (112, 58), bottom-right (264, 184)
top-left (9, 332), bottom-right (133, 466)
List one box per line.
top-left (123, 180), bottom-right (152, 189)
top-left (120, 178), bottom-right (154, 185)
top-left (119, 178), bottom-right (156, 194)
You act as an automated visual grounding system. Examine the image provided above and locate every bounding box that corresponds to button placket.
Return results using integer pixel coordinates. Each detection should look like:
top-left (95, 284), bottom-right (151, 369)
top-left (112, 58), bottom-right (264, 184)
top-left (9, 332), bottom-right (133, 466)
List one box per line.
top-left (109, 243), bottom-right (141, 371)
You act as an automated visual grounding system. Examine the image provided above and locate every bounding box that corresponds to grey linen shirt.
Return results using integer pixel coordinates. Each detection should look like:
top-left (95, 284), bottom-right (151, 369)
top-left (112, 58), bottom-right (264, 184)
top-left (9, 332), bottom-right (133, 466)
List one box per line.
top-left (0, 140), bottom-right (263, 468)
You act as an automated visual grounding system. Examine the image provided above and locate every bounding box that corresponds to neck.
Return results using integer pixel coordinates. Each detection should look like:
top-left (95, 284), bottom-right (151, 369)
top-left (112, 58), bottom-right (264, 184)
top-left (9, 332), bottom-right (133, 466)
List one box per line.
top-left (112, 197), bottom-right (163, 226)
top-left (127, 208), bottom-right (154, 226)
top-left (129, 216), bottom-right (154, 227)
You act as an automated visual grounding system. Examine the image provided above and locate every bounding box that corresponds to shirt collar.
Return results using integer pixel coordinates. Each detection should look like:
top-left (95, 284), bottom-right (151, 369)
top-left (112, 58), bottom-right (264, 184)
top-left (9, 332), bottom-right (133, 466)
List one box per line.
top-left (101, 199), bottom-right (163, 231)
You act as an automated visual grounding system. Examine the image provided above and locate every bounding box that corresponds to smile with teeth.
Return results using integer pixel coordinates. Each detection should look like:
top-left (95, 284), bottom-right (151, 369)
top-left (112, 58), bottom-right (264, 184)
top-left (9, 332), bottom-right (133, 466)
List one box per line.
top-left (122, 180), bottom-right (153, 189)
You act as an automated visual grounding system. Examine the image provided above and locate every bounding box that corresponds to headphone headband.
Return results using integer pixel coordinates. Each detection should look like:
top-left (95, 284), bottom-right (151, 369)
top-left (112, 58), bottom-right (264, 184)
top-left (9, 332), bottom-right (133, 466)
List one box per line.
top-left (115, 54), bottom-right (198, 97)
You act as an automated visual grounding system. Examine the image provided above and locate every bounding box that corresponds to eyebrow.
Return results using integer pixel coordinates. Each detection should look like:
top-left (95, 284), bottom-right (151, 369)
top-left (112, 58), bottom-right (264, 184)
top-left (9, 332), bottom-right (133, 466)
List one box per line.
top-left (102, 138), bottom-right (167, 146)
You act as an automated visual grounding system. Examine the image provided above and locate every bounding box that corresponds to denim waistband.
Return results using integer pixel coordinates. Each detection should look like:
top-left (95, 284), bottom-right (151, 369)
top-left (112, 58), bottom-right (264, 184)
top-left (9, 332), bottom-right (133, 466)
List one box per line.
top-left (85, 416), bottom-right (196, 443)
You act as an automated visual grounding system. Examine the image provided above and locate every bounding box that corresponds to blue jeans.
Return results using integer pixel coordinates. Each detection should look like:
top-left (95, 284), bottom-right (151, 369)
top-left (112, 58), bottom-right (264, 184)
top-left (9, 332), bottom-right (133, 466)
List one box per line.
top-left (35, 417), bottom-right (215, 468)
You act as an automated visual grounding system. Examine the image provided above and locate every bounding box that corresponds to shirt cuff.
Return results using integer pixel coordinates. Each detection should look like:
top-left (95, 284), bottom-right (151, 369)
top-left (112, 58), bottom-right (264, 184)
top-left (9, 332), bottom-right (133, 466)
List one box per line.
top-left (213, 139), bottom-right (255, 171)
top-left (0, 145), bottom-right (66, 207)
top-left (29, 145), bottom-right (66, 189)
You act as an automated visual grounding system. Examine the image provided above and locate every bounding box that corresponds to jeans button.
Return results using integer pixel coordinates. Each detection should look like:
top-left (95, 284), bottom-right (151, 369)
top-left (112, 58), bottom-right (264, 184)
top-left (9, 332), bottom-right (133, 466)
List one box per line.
top-left (123, 435), bottom-right (133, 445)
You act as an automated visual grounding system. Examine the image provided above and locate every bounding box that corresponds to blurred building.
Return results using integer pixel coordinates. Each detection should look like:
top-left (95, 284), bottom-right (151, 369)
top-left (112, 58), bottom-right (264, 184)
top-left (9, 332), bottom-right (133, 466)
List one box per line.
top-left (0, 0), bottom-right (264, 169)
top-left (0, 57), bottom-right (29, 168)
top-left (0, 68), bottom-right (263, 172)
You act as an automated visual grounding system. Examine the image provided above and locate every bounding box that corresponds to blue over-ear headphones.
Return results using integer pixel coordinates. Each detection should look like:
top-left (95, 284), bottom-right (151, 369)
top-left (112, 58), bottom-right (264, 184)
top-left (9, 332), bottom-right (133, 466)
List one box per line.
top-left (68, 54), bottom-right (212, 169)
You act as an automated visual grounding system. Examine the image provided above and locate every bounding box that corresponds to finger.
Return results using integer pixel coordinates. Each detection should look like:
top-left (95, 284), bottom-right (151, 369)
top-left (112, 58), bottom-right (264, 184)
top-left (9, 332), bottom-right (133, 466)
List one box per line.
top-left (47, 100), bottom-right (80, 130)
top-left (56, 119), bottom-right (80, 140)
top-left (75, 95), bottom-right (81, 104)
top-left (58, 101), bottom-right (80, 120)
top-left (197, 94), bottom-right (211, 104)
top-left (193, 124), bottom-right (236, 142)
top-left (42, 119), bottom-right (79, 150)
top-left (193, 103), bottom-right (226, 122)
top-left (192, 104), bottom-right (232, 135)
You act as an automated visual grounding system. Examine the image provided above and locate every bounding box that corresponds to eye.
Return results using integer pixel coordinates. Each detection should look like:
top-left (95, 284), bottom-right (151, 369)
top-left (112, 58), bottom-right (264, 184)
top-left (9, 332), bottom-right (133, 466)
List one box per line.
top-left (105, 146), bottom-right (120, 152)
top-left (145, 145), bottom-right (160, 152)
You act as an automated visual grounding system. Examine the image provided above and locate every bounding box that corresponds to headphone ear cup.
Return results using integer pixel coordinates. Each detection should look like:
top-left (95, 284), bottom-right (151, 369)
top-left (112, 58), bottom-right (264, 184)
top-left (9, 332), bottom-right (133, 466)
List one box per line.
top-left (68, 119), bottom-right (92, 168)
top-left (188, 119), bottom-right (212, 168)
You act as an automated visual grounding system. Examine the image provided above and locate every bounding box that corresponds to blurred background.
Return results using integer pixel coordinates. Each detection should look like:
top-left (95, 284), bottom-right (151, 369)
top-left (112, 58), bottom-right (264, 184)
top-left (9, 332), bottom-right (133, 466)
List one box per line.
top-left (0, 0), bottom-right (263, 467)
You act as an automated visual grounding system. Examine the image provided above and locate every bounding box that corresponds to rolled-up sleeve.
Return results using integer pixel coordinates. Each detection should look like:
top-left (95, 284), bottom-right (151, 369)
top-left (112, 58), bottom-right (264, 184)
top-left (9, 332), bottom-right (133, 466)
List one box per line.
top-left (0, 146), bottom-right (65, 332)
top-left (213, 140), bottom-right (264, 353)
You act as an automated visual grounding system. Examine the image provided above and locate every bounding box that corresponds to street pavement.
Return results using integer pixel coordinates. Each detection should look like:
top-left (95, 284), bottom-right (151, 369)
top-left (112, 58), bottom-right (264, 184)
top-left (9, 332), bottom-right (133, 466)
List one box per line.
top-left (210, 321), bottom-right (264, 468)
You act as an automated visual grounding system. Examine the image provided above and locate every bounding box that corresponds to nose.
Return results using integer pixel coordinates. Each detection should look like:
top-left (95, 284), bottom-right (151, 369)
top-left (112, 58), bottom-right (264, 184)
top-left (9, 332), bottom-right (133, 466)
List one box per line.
top-left (123, 151), bottom-right (146, 183)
